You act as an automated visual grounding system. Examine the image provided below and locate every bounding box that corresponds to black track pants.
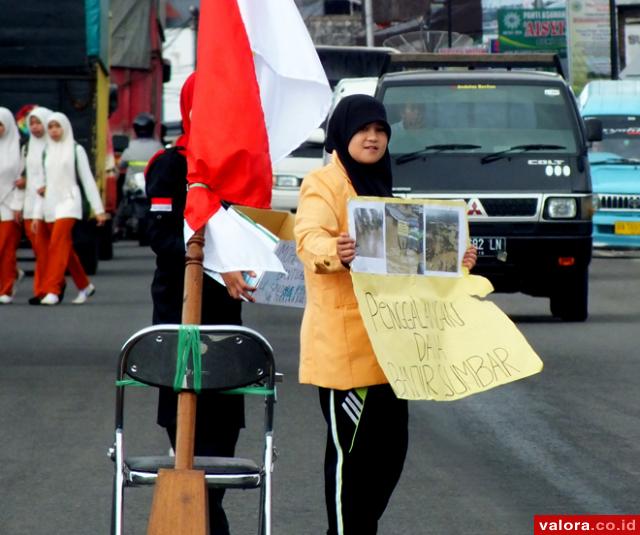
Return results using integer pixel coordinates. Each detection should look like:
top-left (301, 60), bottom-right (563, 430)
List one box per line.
top-left (319, 384), bottom-right (409, 535)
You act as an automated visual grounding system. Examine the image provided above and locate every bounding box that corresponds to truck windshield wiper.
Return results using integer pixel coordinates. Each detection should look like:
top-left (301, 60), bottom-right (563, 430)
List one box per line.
top-left (590, 157), bottom-right (640, 166)
top-left (395, 144), bottom-right (482, 165)
top-left (481, 144), bottom-right (567, 164)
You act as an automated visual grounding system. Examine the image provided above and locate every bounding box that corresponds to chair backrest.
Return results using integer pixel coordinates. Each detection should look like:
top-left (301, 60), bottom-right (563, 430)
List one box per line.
top-left (117, 324), bottom-right (275, 392)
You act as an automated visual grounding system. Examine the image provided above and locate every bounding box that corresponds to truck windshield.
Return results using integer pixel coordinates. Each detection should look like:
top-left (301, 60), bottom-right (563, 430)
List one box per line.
top-left (382, 83), bottom-right (578, 156)
top-left (586, 115), bottom-right (640, 160)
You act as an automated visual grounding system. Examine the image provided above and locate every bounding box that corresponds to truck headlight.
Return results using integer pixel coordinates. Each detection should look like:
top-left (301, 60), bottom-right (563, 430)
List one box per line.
top-left (274, 175), bottom-right (300, 188)
top-left (545, 197), bottom-right (577, 219)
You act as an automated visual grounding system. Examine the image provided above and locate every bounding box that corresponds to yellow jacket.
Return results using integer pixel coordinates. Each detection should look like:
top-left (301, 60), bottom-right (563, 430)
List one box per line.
top-left (295, 154), bottom-right (388, 390)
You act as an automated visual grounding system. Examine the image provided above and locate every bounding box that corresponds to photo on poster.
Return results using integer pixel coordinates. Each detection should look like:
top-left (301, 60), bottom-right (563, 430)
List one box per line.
top-left (348, 200), bottom-right (387, 273)
top-left (423, 205), bottom-right (464, 277)
top-left (384, 202), bottom-right (425, 275)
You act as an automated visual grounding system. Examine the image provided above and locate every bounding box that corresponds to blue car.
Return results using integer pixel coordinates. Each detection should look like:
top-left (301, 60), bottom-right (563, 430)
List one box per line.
top-left (579, 80), bottom-right (640, 248)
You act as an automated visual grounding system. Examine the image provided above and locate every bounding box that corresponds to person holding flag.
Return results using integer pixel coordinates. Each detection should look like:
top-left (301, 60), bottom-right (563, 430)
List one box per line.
top-left (145, 0), bottom-right (331, 533)
top-left (146, 72), bottom-right (248, 534)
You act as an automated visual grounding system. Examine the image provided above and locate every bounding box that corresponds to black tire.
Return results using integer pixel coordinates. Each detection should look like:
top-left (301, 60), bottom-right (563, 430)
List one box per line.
top-left (550, 267), bottom-right (589, 322)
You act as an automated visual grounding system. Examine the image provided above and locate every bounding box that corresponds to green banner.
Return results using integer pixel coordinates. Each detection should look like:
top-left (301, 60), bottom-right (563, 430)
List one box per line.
top-left (498, 8), bottom-right (567, 56)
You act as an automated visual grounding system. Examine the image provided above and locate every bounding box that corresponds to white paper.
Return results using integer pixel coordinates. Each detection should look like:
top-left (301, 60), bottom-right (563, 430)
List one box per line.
top-left (184, 206), bottom-right (286, 280)
top-left (348, 200), bottom-right (387, 274)
top-left (203, 235), bottom-right (306, 308)
top-left (253, 240), bottom-right (306, 307)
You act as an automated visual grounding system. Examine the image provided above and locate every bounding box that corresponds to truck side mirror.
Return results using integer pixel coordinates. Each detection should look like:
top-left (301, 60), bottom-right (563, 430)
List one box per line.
top-left (109, 84), bottom-right (119, 117)
top-left (584, 117), bottom-right (603, 142)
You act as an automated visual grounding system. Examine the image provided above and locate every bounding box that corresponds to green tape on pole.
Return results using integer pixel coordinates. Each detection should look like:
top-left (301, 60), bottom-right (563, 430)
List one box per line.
top-left (174, 325), bottom-right (202, 393)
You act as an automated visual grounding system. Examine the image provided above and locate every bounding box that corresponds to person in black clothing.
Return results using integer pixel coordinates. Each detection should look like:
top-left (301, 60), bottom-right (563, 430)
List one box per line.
top-left (144, 73), bottom-right (246, 535)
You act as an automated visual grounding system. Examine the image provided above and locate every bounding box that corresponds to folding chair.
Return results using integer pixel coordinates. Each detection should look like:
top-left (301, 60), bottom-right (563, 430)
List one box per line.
top-left (109, 324), bottom-right (278, 535)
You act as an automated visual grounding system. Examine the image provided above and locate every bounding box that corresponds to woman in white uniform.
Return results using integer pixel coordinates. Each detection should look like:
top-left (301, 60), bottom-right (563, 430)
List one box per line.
top-left (0, 107), bottom-right (23, 304)
top-left (16, 106), bottom-right (52, 303)
top-left (37, 112), bottom-right (107, 305)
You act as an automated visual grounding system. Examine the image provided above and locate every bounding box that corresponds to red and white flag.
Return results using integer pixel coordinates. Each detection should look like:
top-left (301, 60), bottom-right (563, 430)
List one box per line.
top-left (236, 0), bottom-right (332, 163)
top-left (150, 197), bottom-right (172, 213)
top-left (185, 0), bottom-right (331, 275)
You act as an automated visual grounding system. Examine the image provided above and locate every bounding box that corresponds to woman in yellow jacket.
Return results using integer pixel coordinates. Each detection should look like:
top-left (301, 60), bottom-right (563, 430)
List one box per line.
top-left (295, 95), bottom-right (477, 535)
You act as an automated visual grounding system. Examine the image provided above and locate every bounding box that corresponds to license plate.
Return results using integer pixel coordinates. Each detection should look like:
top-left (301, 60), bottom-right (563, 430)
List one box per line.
top-left (614, 221), bottom-right (640, 235)
top-left (471, 236), bottom-right (507, 257)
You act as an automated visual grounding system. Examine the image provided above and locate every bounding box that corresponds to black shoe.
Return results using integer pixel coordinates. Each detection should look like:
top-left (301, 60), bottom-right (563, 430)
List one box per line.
top-left (28, 296), bottom-right (42, 305)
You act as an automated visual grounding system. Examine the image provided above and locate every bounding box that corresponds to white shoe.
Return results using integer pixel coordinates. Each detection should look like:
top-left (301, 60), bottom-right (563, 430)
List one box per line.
top-left (72, 283), bottom-right (96, 304)
top-left (0, 294), bottom-right (13, 304)
top-left (40, 293), bottom-right (60, 305)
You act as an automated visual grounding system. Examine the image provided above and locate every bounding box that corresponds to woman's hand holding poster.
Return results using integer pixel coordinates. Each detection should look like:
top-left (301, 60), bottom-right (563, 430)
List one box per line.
top-left (348, 197), bottom-right (543, 401)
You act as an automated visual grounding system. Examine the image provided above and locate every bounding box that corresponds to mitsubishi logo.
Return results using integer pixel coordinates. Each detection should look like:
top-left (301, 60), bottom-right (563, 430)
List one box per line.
top-left (467, 198), bottom-right (487, 216)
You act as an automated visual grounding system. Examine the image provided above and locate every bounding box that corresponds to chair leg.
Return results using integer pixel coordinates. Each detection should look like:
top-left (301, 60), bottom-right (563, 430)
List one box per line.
top-left (260, 433), bottom-right (274, 535)
top-left (258, 479), bottom-right (265, 535)
top-left (111, 473), bottom-right (124, 535)
top-left (111, 432), bottom-right (125, 535)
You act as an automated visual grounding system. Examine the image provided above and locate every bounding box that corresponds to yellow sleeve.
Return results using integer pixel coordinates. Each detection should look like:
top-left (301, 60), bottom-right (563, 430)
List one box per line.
top-left (295, 171), bottom-right (348, 274)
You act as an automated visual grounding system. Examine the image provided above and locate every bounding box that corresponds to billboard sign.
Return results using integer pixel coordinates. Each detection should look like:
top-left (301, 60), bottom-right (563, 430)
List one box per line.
top-left (497, 8), bottom-right (567, 56)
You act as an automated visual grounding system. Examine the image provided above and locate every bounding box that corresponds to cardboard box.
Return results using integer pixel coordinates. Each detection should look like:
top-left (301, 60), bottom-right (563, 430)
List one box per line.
top-left (234, 206), bottom-right (305, 308)
top-left (236, 206), bottom-right (295, 240)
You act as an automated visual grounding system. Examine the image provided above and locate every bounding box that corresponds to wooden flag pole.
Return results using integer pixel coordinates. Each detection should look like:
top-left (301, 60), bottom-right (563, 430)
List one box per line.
top-left (148, 227), bottom-right (209, 535)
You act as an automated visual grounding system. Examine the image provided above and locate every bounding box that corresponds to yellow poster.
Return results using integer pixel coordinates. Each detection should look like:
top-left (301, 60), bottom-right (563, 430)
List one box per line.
top-left (351, 272), bottom-right (543, 401)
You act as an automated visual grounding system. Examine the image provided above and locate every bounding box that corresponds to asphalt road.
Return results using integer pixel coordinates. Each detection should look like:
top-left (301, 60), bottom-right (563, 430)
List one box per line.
top-left (1, 242), bottom-right (638, 534)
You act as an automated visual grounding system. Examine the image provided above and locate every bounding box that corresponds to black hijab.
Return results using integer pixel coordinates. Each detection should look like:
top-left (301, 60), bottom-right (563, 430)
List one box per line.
top-left (325, 94), bottom-right (393, 197)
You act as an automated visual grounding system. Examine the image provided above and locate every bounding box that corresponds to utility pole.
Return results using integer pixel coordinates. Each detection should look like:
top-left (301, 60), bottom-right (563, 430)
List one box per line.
top-left (609, 0), bottom-right (619, 78)
top-left (364, 0), bottom-right (374, 46)
top-left (190, 6), bottom-right (200, 70)
top-left (447, 0), bottom-right (453, 48)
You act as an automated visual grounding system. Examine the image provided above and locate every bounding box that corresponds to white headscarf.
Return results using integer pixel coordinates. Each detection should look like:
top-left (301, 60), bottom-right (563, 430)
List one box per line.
top-left (44, 112), bottom-right (76, 189)
top-left (0, 107), bottom-right (21, 198)
top-left (25, 106), bottom-right (52, 181)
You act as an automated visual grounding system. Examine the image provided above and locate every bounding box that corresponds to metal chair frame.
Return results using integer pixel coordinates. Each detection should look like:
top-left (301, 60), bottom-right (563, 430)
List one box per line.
top-left (109, 324), bottom-right (277, 535)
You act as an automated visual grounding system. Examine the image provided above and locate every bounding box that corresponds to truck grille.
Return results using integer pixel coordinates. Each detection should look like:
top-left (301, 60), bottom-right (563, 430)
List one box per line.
top-left (479, 198), bottom-right (538, 216)
top-left (597, 194), bottom-right (640, 211)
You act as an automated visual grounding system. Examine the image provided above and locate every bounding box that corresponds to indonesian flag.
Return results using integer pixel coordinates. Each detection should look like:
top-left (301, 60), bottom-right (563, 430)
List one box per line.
top-left (150, 197), bottom-right (172, 212)
top-left (185, 0), bottom-right (332, 274)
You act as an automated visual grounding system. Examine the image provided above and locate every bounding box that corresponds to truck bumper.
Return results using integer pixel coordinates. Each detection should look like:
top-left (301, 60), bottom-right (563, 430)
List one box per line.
top-left (593, 211), bottom-right (640, 248)
top-left (470, 222), bottom-right (592, 297)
